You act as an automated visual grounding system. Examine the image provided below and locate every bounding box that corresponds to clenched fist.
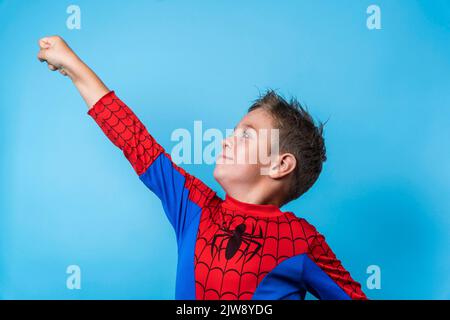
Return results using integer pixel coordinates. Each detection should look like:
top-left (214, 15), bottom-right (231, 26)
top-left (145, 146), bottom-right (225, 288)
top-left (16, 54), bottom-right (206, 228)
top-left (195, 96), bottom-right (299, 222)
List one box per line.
top-left (37, 36), bottom-right (79, 76)
top-left (37, 35), bottom-right (109, 107)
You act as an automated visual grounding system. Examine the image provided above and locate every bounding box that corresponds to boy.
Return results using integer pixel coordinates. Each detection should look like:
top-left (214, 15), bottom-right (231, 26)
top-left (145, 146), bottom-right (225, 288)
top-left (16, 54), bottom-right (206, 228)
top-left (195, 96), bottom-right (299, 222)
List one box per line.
top-left (37, 36), bottom-right (367, 300)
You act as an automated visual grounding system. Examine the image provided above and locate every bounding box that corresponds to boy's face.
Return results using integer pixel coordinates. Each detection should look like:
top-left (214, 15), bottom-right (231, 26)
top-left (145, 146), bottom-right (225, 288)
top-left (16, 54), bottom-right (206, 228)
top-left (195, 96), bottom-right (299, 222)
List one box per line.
top-left (213, 108), bottom-right (279, 191)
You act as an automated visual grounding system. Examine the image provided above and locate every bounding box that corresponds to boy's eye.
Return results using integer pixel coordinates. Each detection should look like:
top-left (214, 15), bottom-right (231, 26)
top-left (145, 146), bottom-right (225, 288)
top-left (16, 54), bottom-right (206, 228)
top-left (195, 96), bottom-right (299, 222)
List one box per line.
top-left (232, 127), bottom-right (251, 139)
top-left (241, 129), bottom-right (250, 138)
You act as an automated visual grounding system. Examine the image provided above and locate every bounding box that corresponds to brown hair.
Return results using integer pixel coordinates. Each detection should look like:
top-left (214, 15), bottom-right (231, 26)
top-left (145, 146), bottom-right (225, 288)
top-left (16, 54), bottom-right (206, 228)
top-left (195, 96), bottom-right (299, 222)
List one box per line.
top-left (248, 89), bottom-right (327, 204)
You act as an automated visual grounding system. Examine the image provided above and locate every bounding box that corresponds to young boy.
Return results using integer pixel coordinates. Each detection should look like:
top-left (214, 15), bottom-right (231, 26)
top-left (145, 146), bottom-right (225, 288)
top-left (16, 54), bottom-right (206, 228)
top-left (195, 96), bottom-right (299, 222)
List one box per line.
top-left (37, 36), bottom-right (367, 300)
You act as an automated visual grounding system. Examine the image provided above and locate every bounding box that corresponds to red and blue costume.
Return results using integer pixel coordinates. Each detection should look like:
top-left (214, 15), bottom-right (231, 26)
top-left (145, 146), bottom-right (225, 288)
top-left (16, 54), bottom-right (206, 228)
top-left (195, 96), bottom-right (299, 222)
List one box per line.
top-left (88, 91), bottom-right (367, 300)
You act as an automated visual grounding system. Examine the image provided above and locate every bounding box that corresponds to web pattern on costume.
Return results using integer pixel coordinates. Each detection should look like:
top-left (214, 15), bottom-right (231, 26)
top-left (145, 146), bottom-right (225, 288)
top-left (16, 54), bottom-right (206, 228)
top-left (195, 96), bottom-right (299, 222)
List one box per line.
top-left (306, 226), bottom-right (367, 299)
top-left (88, 91), bottom-right (164, 175)
top-left (194, 203), bottom-right (367, 300)
top-left (88, 92), bottom-right (216, 206)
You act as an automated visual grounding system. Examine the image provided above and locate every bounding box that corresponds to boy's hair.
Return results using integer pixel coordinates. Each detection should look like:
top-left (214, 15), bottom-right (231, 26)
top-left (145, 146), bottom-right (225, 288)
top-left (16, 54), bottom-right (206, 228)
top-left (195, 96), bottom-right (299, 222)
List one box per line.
top-left (248, 90), bottom-right (327, 204)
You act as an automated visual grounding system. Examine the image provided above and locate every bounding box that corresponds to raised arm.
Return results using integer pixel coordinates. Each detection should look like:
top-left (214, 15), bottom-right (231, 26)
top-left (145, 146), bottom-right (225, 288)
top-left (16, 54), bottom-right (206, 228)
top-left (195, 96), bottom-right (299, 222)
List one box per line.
top-left (37, 36), bottom-right (109, 108)
top-left (37, 36), bottom-right (217, 244)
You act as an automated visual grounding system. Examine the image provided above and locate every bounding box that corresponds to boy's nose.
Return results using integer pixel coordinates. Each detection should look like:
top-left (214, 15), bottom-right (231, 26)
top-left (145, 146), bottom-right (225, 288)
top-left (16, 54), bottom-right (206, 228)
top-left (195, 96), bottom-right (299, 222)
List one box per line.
top-left (221, 136), bottom-right (234, 156)
top-left (222, 135), bottom-right (234, 149)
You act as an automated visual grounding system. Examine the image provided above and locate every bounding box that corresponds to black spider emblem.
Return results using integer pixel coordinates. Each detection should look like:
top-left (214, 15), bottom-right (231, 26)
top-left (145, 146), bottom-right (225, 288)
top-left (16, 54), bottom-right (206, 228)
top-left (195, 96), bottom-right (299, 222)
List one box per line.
top-left (211, 222), bottom-right (263, 262)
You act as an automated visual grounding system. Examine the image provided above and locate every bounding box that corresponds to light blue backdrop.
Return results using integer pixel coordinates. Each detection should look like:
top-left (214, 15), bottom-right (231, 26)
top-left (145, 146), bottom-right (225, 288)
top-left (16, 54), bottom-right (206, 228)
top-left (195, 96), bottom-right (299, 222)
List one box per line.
top-left (0, 0), bottom-right (449, 299)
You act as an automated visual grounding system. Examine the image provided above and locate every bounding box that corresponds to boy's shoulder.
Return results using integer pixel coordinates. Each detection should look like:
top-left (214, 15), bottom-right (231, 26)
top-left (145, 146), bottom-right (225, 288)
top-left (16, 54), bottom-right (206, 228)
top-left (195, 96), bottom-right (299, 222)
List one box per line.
top-left (283, 212), bottom-right (324, 245)
top-left (285, 212), bottom-right (319, 233)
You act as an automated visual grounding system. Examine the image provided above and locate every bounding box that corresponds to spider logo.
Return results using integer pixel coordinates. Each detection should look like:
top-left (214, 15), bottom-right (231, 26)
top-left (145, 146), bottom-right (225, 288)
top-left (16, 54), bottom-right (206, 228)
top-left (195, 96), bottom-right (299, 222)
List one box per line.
top-left (211, 222), bottom-right (263, 262)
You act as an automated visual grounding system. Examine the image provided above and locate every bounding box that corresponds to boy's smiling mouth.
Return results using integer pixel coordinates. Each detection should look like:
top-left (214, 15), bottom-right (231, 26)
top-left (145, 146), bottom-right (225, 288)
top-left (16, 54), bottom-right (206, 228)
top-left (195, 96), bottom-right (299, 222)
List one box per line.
top-left (221, 154), bottom-right (233, 161)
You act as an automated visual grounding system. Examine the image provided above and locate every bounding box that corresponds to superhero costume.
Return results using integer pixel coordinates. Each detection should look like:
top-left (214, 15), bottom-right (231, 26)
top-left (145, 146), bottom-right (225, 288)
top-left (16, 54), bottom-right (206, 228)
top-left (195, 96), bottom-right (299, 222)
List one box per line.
top-left (88, 91), bottom-right (367, 300)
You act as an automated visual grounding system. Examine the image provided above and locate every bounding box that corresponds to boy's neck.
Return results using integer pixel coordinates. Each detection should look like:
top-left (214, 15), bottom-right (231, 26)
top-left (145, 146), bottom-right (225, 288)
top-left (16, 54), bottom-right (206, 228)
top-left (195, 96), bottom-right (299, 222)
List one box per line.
top-left (226, 189), bottom-right (283, 208)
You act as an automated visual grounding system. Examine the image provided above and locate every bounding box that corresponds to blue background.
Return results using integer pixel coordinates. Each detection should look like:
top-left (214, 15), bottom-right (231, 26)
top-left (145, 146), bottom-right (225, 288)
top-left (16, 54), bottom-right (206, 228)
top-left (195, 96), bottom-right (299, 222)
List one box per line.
top-left (0, 0), bottom-right (449, 299)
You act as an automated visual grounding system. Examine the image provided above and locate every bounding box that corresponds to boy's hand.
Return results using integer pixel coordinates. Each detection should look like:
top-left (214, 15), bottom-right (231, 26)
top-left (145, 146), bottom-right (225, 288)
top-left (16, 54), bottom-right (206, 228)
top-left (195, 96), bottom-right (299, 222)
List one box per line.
top-left (37, 36), bottom-right (80, 77)
top-left (37, 35), bottom-right (109, 108)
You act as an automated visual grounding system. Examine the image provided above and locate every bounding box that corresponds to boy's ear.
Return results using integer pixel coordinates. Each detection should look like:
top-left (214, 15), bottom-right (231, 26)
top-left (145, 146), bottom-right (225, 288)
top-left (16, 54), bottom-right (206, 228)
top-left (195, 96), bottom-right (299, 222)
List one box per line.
top-left (268, 153), bottom-right (296, 179)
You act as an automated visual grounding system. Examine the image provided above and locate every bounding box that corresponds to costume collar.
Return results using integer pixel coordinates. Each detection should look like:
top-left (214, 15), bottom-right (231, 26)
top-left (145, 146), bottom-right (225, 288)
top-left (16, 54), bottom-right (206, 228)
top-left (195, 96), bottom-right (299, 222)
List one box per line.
top-left (222, 194), bottom-right (285, 217)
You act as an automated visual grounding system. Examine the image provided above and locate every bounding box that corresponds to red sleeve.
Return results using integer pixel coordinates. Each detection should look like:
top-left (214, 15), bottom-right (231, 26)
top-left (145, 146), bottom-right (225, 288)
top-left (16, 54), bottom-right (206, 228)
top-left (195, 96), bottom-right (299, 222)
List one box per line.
top-left (87, 90), bottom-right (164, 175)
top-left (87, 91), bottom-right (217, 242)
top-left (302, 220), bottom-right (368, 300)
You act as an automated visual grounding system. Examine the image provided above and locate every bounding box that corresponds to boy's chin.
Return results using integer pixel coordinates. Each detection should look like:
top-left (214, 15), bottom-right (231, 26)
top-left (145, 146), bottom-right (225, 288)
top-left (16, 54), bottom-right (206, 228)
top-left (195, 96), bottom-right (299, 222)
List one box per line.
top-left (213, 164), bottom-right (233, 188)
top-left (213, 165), bottom-right (224, 183)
